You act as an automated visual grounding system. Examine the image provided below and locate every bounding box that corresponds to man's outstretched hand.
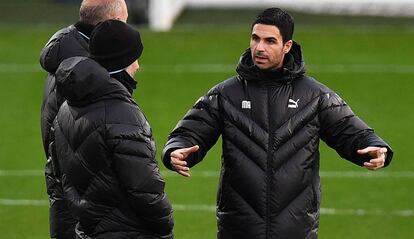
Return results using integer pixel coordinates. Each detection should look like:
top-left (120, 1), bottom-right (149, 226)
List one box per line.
top-left (357, 147), bottom-right (387, 171)
top-left (170, 145), bottom-right (200, 177)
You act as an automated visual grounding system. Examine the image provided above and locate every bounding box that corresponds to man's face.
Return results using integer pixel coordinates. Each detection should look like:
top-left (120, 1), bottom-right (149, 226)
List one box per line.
top-left (250, 24), bottom-right (292, 70)
top-left (126, 60), bottom-right (140, 77)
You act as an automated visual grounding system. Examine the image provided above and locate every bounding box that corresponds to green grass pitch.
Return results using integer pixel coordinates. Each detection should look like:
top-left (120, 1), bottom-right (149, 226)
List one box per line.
top-left (0, 9), bottom-right (413, 239)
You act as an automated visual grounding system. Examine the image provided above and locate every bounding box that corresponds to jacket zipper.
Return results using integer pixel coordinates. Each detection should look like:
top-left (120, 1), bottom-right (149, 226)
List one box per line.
top-left (266, 87), bottom-right (273, 239)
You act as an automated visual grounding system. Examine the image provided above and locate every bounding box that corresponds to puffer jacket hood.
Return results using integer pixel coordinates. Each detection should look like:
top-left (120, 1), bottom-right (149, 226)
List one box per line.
top-left (40, 25), bottom-right (90, 74)
top-left (236, 41), bottom-right (305, 83)
top-left (55, 57), bottom-right (130, 106)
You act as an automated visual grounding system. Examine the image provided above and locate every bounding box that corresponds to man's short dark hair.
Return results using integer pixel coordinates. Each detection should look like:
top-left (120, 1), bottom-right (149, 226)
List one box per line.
top-left (252, 8), bottom-right (294, 43)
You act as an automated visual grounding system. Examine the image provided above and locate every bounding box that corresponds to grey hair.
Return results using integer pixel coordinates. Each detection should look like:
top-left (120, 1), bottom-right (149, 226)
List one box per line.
top-left (79, 0), bottom-right (124, 25)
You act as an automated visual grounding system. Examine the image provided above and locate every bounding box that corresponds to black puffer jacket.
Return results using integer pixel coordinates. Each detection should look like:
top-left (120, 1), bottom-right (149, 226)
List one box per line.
top-left (40, 23), bottom-right (93, 239)
top-left (163, 43), bottom-right (393, 239)
top-left (50, 57), bottom-right (174, 239)
top-left (40, 23), bottom-right (93, 157)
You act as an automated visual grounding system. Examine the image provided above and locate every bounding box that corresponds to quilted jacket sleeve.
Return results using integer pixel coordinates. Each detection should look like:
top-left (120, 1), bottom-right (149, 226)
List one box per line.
top-left (41, 75), bottom-right (65, 158)
top-left (162, 91), bottom-right (222, 170)
top-left (46, 121), bottom-right (77, 239)
top-left (107, 124), bottom-right (174, 239)
top-left (319, 91), bottom-right (393, 167)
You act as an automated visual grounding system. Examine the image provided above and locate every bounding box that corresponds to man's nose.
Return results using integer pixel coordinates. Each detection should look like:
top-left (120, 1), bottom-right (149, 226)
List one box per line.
top-left (256, 40), bottom-right (265, 51)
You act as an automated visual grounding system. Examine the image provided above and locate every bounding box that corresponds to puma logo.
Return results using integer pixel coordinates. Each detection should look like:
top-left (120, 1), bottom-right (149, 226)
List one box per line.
top-left (288, 99), bottom-right (299, 109)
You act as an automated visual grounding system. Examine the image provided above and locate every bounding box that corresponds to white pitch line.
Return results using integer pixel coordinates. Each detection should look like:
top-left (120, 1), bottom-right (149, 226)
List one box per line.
top-left (0, 64), bottom-right (42, 73)
top-left (174, 205), bottom-right (414, 217)
top-left (1, 170), bottom-right (414, 179)
top-left (162, 170), bottom-right (220, 178)
top-left (0, 198), bottom-right (48, 206)
top-left (128, 64), bottom-right (414, 74)
top-left (319, 208), bottom-right (414, 217)
top-left (319, 171), bottom-right (414, 178)
top-left (0, 170), bottom-right (43, 176)
top-left (162, 170), bottom-right (414, 179)
top-left (1, 63), bottom-right (414, 74)
top-left (0, 198), bottom-right (412, 217)
top-left (173, 204), bottom-right (216, 212)
top-left (308, 64), bottom-right (414, 74)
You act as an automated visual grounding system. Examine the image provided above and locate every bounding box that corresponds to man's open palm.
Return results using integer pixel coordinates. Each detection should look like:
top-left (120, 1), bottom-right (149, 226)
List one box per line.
top-left (170, 145), bottom-right (200, 177)
top-left (357, 146), bottom-right (387, 171)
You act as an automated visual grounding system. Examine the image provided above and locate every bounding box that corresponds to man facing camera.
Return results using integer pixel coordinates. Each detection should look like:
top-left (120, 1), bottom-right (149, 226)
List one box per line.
top-left (162, 7), bottom-right (393, 239)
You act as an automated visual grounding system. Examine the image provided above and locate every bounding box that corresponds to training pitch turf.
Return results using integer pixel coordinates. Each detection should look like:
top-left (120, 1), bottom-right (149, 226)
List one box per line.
top-left (0, 8), bottom-right (413, 239)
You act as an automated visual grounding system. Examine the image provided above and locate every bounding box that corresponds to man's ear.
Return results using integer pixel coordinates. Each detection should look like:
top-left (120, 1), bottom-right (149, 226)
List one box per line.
top-left (283, 40), bottom-right (293, 54)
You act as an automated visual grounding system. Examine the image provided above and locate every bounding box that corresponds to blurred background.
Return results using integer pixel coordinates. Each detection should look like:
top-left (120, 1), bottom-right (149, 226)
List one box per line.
top-left (1, 0), bottom-right (413, 238)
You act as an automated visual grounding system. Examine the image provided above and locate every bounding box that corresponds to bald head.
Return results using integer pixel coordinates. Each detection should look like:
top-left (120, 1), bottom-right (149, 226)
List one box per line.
top-left (79, 0), bottom-right (128, 25)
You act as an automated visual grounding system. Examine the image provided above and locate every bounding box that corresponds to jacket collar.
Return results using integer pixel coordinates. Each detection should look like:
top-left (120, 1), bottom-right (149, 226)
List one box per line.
top-left (111, 70), bottom-right (137, 95)
top-left (74, 21), bottom-right (94, 41)
top-left (56, 57), bottom-right (132, 106)
top-left (236, 41), bottom-right (306, 84)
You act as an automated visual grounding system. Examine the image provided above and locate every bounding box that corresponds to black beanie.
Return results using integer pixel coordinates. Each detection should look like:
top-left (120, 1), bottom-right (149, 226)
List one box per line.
top-left (89, 20), bottom-right (143, 72)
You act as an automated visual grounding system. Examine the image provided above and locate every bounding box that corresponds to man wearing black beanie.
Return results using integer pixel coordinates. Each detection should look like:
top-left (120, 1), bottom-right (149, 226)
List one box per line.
top-left (48, 20), bottom-right (174, 239)
top-left (39, 1), bottom-right (129, 238)
top-left (89, 19), bottom-right (144, 94)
